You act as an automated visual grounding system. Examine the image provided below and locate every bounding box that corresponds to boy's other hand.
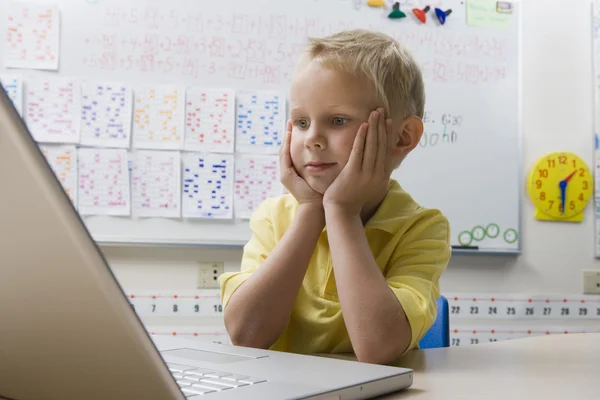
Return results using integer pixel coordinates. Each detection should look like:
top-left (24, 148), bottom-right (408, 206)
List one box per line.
top-left (280, 120), bottom-right (323, 207)
top-left (323, 108), bottom-right (393, 215)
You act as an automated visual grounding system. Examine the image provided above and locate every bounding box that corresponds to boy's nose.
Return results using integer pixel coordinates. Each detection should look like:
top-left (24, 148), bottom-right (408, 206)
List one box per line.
top-left (305, 128), bottom-right (326, 150)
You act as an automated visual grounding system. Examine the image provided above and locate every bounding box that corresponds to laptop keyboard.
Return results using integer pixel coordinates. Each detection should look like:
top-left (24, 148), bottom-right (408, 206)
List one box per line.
top-left (167, 363), bottom-right (267, 397)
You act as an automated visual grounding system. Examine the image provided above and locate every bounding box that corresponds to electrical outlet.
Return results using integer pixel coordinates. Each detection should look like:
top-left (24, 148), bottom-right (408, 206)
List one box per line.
top-left (583, 270), bottom-right (600, 294)
top-left (197, 262), bottom-right (224, 289)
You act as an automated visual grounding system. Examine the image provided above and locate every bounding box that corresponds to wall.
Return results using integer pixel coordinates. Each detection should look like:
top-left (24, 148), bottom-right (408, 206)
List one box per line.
top-left (107, 0), bottom-right (600, 298)
top-left (446, 0), bottom-right (598, 294)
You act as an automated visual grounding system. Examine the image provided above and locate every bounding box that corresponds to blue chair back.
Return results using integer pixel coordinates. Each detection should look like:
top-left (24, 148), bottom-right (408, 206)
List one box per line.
top-left (418, 295), bottom-right (449, 349)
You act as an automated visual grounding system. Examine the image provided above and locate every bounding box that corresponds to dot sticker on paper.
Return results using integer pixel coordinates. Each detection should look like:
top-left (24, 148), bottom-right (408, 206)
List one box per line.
top-left (133, 85), bottom-right (185, 150)
top-left (234, 155), bottom-right (283, 219)
top-left (185, 88), bottom-right (235, 153)
top-left (182, 153), bottom-right (234, 219)
top-left (235, 90), bottom-right (285, 154)
top-left (80, 81), bottom-right (133, 148)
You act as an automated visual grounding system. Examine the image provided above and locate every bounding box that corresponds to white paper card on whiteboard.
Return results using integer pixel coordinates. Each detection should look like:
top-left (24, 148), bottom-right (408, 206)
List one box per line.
top-left (182, 153), bottom-right (234, 219)
top-left (78, 148), bottom-right (130, 216)
top-left (80, 81), bottom-right (133, 148)
top-left (234, 155), bottom-right (283, 219)
top-left (185, 88), bottom-right (235, 153)
top-left (25, 78), bottom-right (81, 144)
top-left (0, 74), bottom-right (23, 115)
top-left (5, 2), bottom-right (60, 70)
top-left (131, 150), bottom-right (181, 218)
top-left (39, 144), bottom-right (78, 209)
top-left (235, 90), bottom-right (285, 154)
top-left (133, 85), bottom-right (185, 150)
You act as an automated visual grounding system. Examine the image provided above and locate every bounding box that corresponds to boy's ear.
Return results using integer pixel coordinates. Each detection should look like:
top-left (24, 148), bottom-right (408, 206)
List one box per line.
top-left (391, 116), bottom-right (424, 158)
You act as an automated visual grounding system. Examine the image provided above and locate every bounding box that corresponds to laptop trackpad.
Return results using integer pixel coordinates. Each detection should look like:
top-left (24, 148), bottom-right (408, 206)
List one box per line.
top-left (162, 348), bottom-right (258, 364)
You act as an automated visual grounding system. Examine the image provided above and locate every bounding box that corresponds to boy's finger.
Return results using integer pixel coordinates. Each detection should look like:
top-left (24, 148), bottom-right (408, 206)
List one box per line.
top-left (384, 118), bottom-right (394, 174)
top-left (348, 123), bottom-right (367, 170)
top-left (363, 111), bottom-right (378, 173)
top-left (280, 120), bottom-right (293, 170)
top-left (376, 108), bottom-right (386, 172)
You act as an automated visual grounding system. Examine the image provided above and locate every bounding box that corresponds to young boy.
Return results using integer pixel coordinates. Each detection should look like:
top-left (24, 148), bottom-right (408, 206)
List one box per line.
top-left (218, 29), bottom-right (451, 365)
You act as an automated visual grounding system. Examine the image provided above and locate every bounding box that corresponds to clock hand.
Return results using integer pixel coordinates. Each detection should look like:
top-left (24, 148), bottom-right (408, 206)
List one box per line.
top-left (563, 169), bottom-right (577, 183)
top-left (559, 181), bottom-right (566, 215)
top-left (559, 170), bottom-right (577, 215)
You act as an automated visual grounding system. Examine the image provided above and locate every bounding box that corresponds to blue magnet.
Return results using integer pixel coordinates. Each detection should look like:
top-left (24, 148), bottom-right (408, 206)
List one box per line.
top-left (435, 8), bottom-right (452, 25)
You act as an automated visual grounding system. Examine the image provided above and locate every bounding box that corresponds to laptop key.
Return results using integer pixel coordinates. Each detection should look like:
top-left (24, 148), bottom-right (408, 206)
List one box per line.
top-left (221, 374), bottom-right (249, 382)
top-left (182, 374), bottom-right (201, 381)
top-left (182, 387), bottom-right (216, 395)
top-left (185, 368), bottom-right (220, 376)
top-left (168, 364), bottom-right (196, 373)
top-left (203, 371), bottom-right (232, 378)
top-left (177, 378), bottom-right (199, 387)
top-left (192, 382), bottom-right (230, 391)
top-left (200, 378), bottom-right (248, 388)
top-left (238, 376), bottom-right (267, 385)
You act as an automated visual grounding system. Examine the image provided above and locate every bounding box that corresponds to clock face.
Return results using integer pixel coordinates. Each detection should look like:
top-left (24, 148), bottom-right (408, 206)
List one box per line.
top-left (528, 152), bottom-right (593, 219)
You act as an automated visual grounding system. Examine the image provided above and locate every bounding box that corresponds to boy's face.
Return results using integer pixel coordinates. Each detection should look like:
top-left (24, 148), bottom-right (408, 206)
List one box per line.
top-left (289, 62), bottom-right (383, 195)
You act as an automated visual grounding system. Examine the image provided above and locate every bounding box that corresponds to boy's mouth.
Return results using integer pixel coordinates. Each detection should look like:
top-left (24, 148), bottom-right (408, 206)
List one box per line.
top-left (305, 161), bottom-right (337, 173)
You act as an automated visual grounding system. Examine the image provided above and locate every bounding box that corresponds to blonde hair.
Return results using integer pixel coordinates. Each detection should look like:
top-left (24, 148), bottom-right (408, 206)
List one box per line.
top-left (297, 29), bottom-right (425, 119)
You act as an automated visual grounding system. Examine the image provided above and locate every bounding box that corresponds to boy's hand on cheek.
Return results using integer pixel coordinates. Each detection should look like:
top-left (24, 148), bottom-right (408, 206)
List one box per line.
top-left (323, 108), bottom-right (393, 216)
top-left (280, 120), bottom-right (323, 209)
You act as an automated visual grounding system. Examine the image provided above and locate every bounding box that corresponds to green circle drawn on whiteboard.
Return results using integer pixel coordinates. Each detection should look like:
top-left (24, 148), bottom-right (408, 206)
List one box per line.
top-left (485, 223), bottom-right (500, 239)
top-left (503, 228), bottom-right (519, 244)
top-left (471, 225), bottom-right (486, 241)
top-left (458, 230), bottom-right (473, 246)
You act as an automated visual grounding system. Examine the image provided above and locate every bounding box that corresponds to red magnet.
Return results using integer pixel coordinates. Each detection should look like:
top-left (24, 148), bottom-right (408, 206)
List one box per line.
top-left (435, 8), bottom-right (452, 25)
top-left (412, 5), bottom-right (430, 24)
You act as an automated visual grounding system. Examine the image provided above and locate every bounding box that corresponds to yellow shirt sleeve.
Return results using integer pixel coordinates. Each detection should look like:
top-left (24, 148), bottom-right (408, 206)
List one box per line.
top-left (218, 199), bottom-right (277, 308)
top-left (385, 209), bottom-right (451, 353)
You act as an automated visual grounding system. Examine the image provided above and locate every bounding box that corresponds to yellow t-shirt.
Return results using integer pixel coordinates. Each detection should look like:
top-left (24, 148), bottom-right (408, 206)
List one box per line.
top-left (218, 179), bottom-right (451, 355)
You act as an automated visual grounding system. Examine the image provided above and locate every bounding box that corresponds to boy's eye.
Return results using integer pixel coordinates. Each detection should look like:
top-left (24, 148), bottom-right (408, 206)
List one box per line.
top-left (332, 117), bottom-right (347, 126)
top-left (297, 119), bottom-right (309, 129)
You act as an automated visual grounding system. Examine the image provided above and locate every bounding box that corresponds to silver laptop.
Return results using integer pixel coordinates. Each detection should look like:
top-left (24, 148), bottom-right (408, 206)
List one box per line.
top-left (0, 86), bottom-right (413, 400)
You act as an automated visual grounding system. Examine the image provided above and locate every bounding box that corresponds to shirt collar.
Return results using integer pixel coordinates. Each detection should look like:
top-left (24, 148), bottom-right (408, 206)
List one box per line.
top-left (363, 179), bottom-right (418, 233)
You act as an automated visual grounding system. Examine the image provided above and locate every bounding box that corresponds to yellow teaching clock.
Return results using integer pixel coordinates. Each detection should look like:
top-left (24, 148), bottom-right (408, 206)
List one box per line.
top-left (527, 152), bottom-right (593, 222)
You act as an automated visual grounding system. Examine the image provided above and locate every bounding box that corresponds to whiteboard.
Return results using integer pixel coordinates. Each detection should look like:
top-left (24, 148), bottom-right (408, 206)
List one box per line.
top-left (0, 0), bottom-right (521, 253)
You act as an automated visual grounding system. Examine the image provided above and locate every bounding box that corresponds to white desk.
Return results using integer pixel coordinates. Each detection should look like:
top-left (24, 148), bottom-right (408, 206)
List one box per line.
top-left (333, 333), bottom-right (600, 399)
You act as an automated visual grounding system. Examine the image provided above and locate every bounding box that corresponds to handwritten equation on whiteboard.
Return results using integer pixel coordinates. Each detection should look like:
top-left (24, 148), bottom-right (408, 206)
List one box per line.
top-left (5, 3), bottom-right (60, 70)
top-left (131, 150), bottom-right (181, 218)
top-left (39, 145), bottom-right (78, 208)
top-left (25, 78), bottom-right (81, 144)
top-left (234, 155), bottom-right (282, 219)
top-left (78, 148), bottom-right (131, 216)
top-left (0, 74), bottom-right (24, 115)
top-left (182, 153), bottom-right (234, 219)
top-left (80, 81), bottom-right (133, 148)
top-left (236, 90), bottom-right (284, 154)
top-left (185, 88), bottom-right (235, 153)
top-left (81, 7), bottom-right (509, 86)
top-left (133, 85), bottom-right (185, 150)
